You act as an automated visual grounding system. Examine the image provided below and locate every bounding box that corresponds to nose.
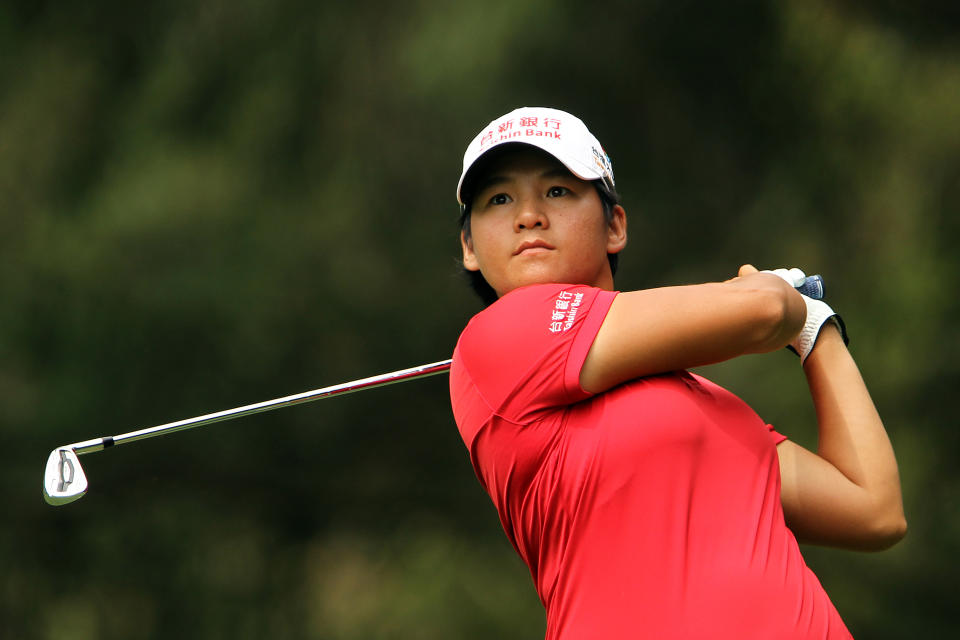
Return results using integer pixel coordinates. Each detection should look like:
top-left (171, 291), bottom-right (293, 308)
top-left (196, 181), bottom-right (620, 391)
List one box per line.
top-left (513, 198), bottom-right (549, 231)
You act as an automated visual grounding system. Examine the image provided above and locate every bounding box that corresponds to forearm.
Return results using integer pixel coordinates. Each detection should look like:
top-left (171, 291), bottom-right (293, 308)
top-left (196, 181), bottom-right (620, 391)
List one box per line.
top-left (581, 273), bottom-right (805, 393)
top-left (801, 324), bottom-right (906, 545)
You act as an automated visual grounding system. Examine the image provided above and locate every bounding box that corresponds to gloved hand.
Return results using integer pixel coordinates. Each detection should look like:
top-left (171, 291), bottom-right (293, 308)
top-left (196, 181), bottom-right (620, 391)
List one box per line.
top-left (790, 295), bottom-right (849, 364)
top-left (761, 267), bottom-right (808, 288)
top-left (762, 267), bottom-right (849, 363)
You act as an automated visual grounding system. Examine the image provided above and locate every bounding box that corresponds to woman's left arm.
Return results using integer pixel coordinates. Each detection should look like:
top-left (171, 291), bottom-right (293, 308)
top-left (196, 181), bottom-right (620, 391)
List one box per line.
top-left (777, 324), bottom-right (907, 551)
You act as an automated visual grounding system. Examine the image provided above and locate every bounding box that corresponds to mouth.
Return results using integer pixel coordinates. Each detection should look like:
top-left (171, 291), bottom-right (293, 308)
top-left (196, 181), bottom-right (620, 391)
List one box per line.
top-left (513, 239), bottom-right (555, 256)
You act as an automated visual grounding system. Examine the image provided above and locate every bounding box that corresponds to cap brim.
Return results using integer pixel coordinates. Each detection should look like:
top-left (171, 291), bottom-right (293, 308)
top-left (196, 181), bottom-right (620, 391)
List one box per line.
top-left (457, 140), bottom-right (606, 206)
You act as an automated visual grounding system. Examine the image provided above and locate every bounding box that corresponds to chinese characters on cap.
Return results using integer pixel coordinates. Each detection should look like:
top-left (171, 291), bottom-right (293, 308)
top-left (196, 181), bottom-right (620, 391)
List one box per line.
top-left (480, 116), bottom-right (564, 149)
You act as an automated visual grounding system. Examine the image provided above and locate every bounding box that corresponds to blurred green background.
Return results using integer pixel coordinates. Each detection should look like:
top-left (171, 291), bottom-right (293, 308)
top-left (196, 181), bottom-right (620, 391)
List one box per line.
top-left (3, 0), bottom-right (958, 637)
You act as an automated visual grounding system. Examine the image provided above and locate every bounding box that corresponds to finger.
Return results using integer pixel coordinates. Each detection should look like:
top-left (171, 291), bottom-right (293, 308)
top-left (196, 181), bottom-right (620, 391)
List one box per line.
top-left (786, 268), bottom-right (806, 286)
top-left (761, 267), bottom-right (807, 287)
top-left (738, 264), bottom-right (759, 277)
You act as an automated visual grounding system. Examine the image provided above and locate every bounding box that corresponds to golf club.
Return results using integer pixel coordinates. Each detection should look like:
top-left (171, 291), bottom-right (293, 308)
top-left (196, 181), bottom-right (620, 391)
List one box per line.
top-left (795, 274), bottom-right (823, 299)
top-left (43, 359), bottom-right (453, 506)
top-left (42, 275), bottom-right (824, 506)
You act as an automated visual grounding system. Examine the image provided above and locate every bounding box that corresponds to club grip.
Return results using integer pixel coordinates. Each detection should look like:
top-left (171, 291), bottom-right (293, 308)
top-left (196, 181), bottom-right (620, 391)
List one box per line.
top-left (796, 275), bottom-right (824, 299)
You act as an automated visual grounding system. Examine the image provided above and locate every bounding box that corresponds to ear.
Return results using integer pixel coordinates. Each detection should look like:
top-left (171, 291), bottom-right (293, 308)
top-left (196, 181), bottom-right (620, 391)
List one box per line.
top-left (605, 204), bottom-right (628, 254)
top-left (460, 230), bottom-right (481, 271)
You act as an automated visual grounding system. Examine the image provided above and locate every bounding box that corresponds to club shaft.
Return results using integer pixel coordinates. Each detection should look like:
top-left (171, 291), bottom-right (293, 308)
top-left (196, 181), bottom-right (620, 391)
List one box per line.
top-left (68, 359), bottom-right (453, 456)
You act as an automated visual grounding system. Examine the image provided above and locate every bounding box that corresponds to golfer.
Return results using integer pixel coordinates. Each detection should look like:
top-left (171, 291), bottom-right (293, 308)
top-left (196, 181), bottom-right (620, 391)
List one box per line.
top-left (449, 107), bottom-right (905, 639)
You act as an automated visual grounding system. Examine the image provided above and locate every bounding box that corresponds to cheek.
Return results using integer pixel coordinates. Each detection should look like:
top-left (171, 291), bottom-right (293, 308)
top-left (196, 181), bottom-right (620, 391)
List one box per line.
top-left (467, 225), bottom-right (505, 270)
top-left (571, 216), bottom-right (611, 255)
top-left (474, 216), bottom-right (510, 250)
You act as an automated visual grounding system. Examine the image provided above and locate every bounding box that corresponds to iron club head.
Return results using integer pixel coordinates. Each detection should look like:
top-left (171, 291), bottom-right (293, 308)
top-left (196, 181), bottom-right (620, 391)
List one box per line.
top-left (43, 448), bottom-right (88, 506)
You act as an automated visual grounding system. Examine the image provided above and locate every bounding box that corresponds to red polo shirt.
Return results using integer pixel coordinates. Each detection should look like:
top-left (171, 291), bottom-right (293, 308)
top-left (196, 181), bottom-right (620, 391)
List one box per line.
top-left (450, 283), bottom-right (851, 639)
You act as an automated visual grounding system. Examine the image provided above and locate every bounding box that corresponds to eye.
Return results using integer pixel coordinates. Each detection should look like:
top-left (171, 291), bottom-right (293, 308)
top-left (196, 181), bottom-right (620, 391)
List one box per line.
top-left (489, 193), bottom-right (511, 205)
top-left (547, 186), bottom-right (570, 198)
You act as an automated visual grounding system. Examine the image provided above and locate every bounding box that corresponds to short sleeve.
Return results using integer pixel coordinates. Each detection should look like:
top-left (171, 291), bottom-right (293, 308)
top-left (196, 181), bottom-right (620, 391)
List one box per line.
top-left (768, 424), bottom-right (788, 445)
top-left (454, 283), bottom-right (617, 423)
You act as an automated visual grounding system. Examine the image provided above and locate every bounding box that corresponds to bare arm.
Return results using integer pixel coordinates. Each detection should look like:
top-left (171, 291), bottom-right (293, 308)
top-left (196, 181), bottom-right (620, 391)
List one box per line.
top-left (581, 267), bottom-right (807, 393)
top-left (777, 325), bottom-right (907, 550)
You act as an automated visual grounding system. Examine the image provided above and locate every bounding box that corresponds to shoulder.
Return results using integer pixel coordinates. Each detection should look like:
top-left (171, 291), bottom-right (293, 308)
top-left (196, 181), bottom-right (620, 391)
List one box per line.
top-left (462, 283), bottom-right (615, 338)
top-left (453, 283), bottom-right (618, 412)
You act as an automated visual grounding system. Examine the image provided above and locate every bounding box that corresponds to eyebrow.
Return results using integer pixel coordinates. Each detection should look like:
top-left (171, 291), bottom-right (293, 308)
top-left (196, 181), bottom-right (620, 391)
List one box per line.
top-left (472, 167), bottom-right (575, 195)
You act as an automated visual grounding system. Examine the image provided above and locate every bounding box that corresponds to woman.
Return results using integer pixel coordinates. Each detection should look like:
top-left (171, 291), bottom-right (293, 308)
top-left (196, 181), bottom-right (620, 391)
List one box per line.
top-left (448, 107), bottom-right (905, 639)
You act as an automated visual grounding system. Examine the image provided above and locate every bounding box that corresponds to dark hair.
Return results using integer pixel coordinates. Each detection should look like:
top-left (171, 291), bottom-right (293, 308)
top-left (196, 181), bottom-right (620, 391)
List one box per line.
top-left (458, 179), bottom-right (622, 307)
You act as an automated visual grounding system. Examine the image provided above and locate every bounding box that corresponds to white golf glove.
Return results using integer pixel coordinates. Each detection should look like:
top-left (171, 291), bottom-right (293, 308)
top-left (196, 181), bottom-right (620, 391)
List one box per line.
top-left (790, 295), bottom-right (848, 364)
top-left (762, 267), bottom-right (848, 363)
top-left (761, 267), bottom-right (808, 288)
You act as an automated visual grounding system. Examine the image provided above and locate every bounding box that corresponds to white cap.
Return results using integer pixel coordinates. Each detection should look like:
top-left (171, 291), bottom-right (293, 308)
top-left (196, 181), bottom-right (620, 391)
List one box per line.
top-left (456, 107), bottom-right (615, 205)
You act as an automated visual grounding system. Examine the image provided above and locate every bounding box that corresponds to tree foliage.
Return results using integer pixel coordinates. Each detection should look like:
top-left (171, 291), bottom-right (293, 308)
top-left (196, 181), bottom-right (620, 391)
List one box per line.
top-left (2, 1), bottom-right (957, 637)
